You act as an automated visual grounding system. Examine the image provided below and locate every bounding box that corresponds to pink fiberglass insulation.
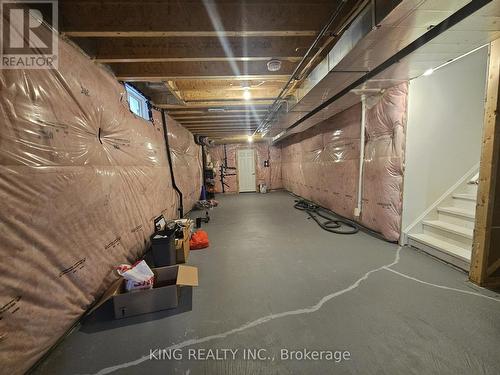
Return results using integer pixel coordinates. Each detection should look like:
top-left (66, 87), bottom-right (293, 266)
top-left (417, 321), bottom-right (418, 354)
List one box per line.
top-left (165, 114), bottom-right (203, 211)
top-left (280, 83), bottom-right (408, 241)
top-left (281, 104), bottom-right (361, 219)
top-left (360, 83), bottom-right (408, 241)
top-left (208, 143), bottom-right (282, 193)
top-left (0, 36), bottom-right (201, 373)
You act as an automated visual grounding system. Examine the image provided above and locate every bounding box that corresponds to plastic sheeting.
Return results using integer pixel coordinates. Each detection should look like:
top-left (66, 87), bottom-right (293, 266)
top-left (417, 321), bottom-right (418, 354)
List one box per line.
top-left (0, 38), bottom-right (201, 373)
top-left (281, 83), bottom-right (408, 241)
top-left (360, 83), bottom-right (408, 241)
top-left (281, 104), bottom-right (361, 219)
top-left (152, 110), bottom-right (203, 213)
top-left (208, 143), bottom-right (282, 193)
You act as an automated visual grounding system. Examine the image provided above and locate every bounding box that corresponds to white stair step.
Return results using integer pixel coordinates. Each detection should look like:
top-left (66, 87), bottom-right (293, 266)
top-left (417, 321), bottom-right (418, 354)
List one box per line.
top-left (423, 220), bottom-right (473, 239)
top-left (453, 193), bottom-right (476, 201)
top-left (464, 183), bottom-right (478, 195)
top-left (438, 206), bottom-right (475, 219)
top-left (452, 193), bottom-right (477, 210)
top-left (408, 233), bottom-right (471, 262)
top-left (437, 206), bottom-right (475, 228)
top-left (408, 233), bottom-right (471, 270)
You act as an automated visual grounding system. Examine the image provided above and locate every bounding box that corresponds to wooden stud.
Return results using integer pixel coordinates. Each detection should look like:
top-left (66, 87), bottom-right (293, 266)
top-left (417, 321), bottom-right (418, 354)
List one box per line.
top-left (470, 39), bottom-right (500, 286)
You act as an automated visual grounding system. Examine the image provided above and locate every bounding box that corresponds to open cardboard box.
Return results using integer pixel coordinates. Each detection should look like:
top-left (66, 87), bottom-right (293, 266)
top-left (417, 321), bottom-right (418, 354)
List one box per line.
top-left (175, 219), bottom-right (193, 263)
top-left (97, 265), bottom-right (198, 319)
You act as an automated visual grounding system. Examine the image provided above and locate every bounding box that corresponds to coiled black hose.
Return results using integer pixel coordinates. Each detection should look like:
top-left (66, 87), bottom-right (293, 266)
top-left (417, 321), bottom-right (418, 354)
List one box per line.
top-left (294, 199), bottom-right (359, 234)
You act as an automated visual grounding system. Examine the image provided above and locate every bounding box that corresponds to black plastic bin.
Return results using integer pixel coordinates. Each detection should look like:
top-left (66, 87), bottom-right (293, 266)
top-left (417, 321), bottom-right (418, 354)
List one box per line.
top-left (151, 222), bottom-right (177, 266)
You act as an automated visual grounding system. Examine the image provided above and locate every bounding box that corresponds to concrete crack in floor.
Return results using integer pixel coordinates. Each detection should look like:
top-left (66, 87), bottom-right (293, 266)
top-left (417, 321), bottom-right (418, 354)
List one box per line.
top-left (87, 247), bottom-right (498, 375)
top-left (384, 267), bottom-right (500, 303)
top-left (87, 248), bottom-right (402, 375)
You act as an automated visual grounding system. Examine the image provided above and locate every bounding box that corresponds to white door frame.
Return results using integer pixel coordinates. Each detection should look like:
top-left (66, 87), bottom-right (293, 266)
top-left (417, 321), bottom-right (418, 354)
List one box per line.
top-left (237, 148), bottom-right (256, 192)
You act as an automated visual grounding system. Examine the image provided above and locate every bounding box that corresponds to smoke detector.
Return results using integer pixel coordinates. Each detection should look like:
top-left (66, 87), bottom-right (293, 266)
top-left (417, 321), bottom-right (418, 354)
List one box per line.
top-left (267, 59), bottom-right (282, 72)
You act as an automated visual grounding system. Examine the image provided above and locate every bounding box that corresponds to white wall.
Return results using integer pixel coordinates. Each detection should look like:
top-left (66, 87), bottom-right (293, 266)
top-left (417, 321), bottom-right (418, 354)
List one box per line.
top-left (401, 46), bottom-right (488, 233)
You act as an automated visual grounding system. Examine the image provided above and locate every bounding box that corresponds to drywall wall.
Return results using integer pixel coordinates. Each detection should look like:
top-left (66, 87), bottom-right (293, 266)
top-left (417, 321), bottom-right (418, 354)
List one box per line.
top-left (401, 46), bottom-right (488, 233)
top-left (0, 37), bottom-right (201, 374)
top-left (208, 143), bottom-right (282, 193)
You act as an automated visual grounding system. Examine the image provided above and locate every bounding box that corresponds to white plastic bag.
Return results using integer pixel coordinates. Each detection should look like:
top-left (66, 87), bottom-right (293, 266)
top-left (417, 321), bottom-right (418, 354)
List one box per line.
top-left (116, 260), bottom-right (154, 292)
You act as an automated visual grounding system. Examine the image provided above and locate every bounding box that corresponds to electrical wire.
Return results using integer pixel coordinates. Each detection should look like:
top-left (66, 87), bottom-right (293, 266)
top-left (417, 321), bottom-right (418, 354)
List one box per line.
top-left (294, 199), bottom-right (359, 234)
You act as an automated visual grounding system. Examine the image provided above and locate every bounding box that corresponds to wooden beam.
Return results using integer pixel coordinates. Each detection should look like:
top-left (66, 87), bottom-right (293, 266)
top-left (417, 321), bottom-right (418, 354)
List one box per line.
top-left (97, 56), bottom-right (302, 63)
top-left (164, 81), bottom-right (186, 104)
top-left (186, 131), bottom-right (257, 134)
top-left (183, 126), bottom-right (259, 130)
top-left (87, 36), bottom-right (313, 62)
top-left (180, 119), bottom-right (260, 124)
top-left (111, 60), bottom-right (296, 80)
top-left (121, 75), bottom-right (290, 82)
top-left (59, 1), bottom-right (338, 36)
top-left (470, 39), bottom-right (500, 287)
top-left (64, 31), bottom-right (318, 38)
top-left (168, 109), bottom-right (268, 115)
top-left (156, 101), bottom-right (274, 108)
top-left (171, 114), bottom-right (265, 120)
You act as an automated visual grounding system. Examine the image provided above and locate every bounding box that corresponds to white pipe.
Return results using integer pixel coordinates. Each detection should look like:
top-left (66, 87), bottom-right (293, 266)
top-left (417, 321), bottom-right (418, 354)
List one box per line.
top-left (355, 94), bottom-right (366, 218)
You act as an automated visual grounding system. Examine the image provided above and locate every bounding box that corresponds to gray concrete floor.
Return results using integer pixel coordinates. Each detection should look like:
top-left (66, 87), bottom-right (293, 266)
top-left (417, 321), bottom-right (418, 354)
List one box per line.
top-left (34, 191), bottom-right (500, 375)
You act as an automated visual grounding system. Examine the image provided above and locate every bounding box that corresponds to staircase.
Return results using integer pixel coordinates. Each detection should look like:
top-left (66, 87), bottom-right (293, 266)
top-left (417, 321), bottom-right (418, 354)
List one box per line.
top-left (407, 177), bottom-right (478, 271)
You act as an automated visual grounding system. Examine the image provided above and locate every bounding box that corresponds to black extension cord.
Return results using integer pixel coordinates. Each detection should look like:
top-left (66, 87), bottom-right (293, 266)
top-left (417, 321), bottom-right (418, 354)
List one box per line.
top-left (294, 199), bottom-right (359, 235)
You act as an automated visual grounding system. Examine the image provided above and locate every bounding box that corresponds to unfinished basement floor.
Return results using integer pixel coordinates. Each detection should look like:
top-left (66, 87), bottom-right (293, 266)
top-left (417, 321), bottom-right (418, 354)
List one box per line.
top-left (34, 192), bottom-right (500, 375)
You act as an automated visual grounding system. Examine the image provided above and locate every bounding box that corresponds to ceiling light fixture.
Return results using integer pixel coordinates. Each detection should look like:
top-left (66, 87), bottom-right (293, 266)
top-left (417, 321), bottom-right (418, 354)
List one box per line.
top-left (247, 135), bottom-right (253, 143)
top-left (243, 89), bottom-right (252, 100)
top-left (267, 59), bottom-right (282, 72)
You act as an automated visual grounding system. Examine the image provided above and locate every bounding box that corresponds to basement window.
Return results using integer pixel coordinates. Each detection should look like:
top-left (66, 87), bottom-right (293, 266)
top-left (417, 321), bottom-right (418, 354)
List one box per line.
top-left (125, 83), bottom-right (151, 121)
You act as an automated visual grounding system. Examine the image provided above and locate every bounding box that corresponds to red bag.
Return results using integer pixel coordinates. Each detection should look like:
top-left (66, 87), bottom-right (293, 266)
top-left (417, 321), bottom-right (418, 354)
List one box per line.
top-left (189, 230), bottom-right (210, 250)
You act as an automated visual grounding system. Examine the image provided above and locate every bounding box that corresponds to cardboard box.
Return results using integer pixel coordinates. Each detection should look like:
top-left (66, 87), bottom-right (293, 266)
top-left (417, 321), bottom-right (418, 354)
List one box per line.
top-left (99, 265), bottom-right (198, 319)
top-left (175, 219), bottom-right (193, 263)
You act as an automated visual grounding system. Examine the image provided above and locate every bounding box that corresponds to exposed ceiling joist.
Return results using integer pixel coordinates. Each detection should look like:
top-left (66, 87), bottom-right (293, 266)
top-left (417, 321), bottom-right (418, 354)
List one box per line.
top-left (60, 1), bottom-right (338, 35)
top-left (156, 101), bottom-right (274, 108)
top-left (97, 56), bottom-right (303, 63)
top-left (181, 121), bottom-right (260, 126)
top-left (86, 36), bottom-right (313, 62)
top-left (185, 126), bottom-right (259, 130)
top-left (170, 114), bottom-right (265, 120)
top-left (167, 109), bottom-right (269, 115)
top-left (65, 31), bottom-right (318, 38)
top-left (111, 60), bottom-right (296, 80)
top-left (120, 75), bottom-right (291, 82)
top-left (60, 0), bottom-right (356, 141)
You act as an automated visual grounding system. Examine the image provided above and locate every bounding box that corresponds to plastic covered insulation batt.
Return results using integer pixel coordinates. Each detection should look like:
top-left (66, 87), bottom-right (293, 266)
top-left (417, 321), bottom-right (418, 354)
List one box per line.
top-left (281, 104), bottom-right (361, 220)
top-left (280, 82), bottom-right (408, 241)
top-left (360, 83), bottom-right (408, 241)
top-left (208, 143), bottom-right (282, 193)
top-left (153, 110), bottom-right (203, 212)
top-left (0, 38), bottom-right (201, 373)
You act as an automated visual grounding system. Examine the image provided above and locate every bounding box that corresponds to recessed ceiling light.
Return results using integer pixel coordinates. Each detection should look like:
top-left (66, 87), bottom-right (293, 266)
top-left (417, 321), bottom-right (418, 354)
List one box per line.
top-left (247, 135), bottom-right (253, 143)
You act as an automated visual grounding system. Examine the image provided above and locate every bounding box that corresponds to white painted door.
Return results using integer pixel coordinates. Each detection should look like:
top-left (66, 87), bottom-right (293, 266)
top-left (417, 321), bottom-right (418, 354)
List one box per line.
top-left (237, 149), bottom-right (256, 192)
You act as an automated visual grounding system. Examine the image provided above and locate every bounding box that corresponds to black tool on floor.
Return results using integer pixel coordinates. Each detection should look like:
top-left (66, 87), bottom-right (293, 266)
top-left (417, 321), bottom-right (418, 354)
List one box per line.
top-left (196, 211), bottom-right (210, 228)
top-left (294, 199), bottom-right (359, 234)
